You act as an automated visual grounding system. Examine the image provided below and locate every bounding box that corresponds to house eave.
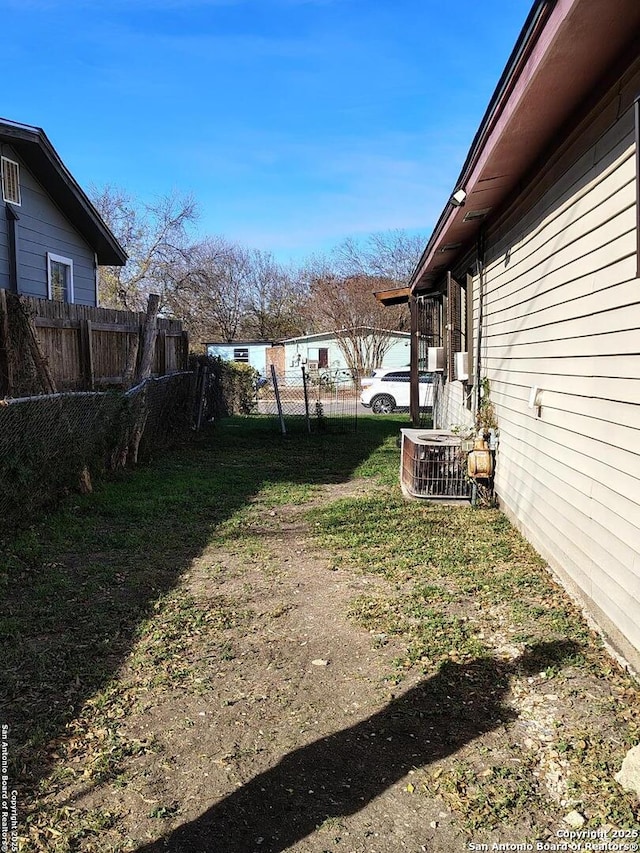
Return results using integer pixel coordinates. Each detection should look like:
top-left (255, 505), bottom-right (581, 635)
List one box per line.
top-left (410, 0), bottom-right (640, 292)
top-left (282, 327), bottom-right (411, 344)
top-left (205, 340), bottom-right (280, 346)
top-left (0, 119), bottom-right (127, 266)
top-left (374, 286), bottom-right (411, 306)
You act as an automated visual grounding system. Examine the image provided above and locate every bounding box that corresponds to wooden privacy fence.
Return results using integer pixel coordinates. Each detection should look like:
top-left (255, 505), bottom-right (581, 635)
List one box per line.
top-left (0, 290), bottom-right (189, 397)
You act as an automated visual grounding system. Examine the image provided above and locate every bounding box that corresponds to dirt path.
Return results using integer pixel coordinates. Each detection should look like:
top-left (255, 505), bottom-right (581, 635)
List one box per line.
top-left (60, 482), bottom-right (464, 852)
top-left (40, 475), bottom-right (639, 853)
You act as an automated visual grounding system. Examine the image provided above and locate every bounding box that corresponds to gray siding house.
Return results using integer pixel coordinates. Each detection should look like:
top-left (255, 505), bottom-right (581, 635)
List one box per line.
top-left (0, 118), bottom-right (126, 305)
top-left (394, 0), bottom-right (640, 671)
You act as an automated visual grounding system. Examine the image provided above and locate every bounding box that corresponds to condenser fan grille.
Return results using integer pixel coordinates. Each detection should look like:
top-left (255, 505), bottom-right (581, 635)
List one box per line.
top-left (400, 429), bottom-right (471, 501)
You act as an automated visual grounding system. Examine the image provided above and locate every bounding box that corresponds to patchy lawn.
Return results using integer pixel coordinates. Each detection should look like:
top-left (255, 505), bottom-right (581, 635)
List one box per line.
top-left (1, 415), bottom-right (638, 852)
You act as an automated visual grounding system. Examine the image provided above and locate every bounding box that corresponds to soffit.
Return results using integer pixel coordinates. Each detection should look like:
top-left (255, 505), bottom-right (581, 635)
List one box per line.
top-left (411, 0), bottom-right (640, 292)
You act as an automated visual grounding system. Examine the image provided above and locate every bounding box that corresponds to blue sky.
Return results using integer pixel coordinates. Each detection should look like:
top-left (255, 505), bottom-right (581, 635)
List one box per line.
top-left (3, 0), bottom-right (532, 262)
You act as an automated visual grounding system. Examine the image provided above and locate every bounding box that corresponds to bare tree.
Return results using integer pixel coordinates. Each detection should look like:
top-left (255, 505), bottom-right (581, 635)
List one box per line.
top-left (173, 237), bottom-right (252, 344)
top-left (333, 229), bottom-right (425, 284)
top-left (92, 187), bottom-right (422, 359)
top-left (304, 261), bottom-right (409, 375)
top-left (242, 250), bottom-right (307, 340)
top-left (298, 230), bottom-right (424, 374)
top-left (177, 245), bottom-right (309, 345)
top-left (91, 185), bottom-right (198, 312)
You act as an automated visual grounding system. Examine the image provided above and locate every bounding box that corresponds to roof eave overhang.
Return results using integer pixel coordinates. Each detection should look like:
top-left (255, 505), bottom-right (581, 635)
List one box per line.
top-left (409, 0), bottom-right (640, 294)
top-left (374, 286), bottom-right (411, 306)
top-left (0, 120), bottom-right (128, 266)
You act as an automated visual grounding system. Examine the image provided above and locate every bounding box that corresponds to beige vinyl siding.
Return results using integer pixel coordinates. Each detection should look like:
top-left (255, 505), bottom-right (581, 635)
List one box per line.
top-left (497, 462), bottom-right (640, 656)
top-left (460, 73), bottom-right (640, 667)
top-left (485, 151), bottom-right (636, 321)
top-left (485, 352), bottom-right (640, 380)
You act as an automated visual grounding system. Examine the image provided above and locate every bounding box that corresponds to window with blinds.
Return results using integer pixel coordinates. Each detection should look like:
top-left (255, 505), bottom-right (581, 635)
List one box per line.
top-left (47, 253), bottom-right (74, 302)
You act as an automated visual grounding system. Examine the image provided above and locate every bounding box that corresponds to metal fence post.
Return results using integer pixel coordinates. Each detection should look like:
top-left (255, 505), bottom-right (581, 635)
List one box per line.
top-left (195, 365), bottom-right (209, 430)
top-left (301, 366), bottom-right (312, 434)
top-left (271, 364), bottom-right (287, 436)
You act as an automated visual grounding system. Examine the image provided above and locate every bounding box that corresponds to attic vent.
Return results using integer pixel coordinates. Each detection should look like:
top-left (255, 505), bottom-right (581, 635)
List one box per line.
top-left (462, 208), bottom-right (491, 222)
top-left (439, 242), bottom-right (462, 252)
top-left (1, 157), bottom-right (21, 205)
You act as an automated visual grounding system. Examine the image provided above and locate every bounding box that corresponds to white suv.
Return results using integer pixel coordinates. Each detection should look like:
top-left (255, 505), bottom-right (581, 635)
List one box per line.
top-left (360, 368), bottom-right (435, 413)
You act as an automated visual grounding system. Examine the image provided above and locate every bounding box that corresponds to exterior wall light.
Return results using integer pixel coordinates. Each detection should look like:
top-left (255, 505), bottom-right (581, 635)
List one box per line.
top-left (450, 189), bottom-right (467, 207)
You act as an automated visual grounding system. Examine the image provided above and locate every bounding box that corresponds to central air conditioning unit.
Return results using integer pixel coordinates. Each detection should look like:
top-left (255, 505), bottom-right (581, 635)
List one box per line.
top-left (454, 351), bottom-right (469, 381)
top-left (400, 429), bottom-right (472, 501)
top-left (427, 347), bottom-right (444, 371)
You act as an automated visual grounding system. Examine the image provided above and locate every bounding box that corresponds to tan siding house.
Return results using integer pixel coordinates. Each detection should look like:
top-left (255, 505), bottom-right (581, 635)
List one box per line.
top-left (401, 0), bottom-right (640, 670)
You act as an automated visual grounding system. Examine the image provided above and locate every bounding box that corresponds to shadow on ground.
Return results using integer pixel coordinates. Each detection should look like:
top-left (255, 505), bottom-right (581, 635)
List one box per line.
top-left (133, 641), bottom-right (580, 853)
top-left (0, 416), bottom-right (404, 798)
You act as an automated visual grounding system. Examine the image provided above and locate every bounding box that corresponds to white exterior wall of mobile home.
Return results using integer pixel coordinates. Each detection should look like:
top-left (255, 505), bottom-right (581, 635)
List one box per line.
top-left (206, 343), bottom-right (272, 375)
top-left (282, 335), bottom-right (344, 371)
top-left (283, 333), bottom-right (411, 372)
top-left (438, 62), bottom-right (640, 668)
top-left (381, 337), bottom-right (412, 369)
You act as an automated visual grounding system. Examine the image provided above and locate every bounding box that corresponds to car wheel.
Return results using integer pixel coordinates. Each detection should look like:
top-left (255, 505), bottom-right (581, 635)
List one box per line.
top-left (371, 394), bottom-right (395, 414)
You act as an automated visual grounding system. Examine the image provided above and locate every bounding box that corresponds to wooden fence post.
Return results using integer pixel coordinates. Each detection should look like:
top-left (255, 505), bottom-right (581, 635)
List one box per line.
top-left (79, 319), bottom-right (95, 391)
top-left (181, 331), bottom-right (190, 370)
top-left (122, 330), bottom-right (140, 390)
top-left (157, 329), bottom-right (167, 376)
top-left (136, 293), bottom-right (160, 382)
top-left (19, 299), bottom-right (57, 394)
top-left (0, 289), bottom-right (14, 397)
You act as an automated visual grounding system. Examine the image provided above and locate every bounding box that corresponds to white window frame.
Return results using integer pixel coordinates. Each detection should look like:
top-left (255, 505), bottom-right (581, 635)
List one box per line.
top-left (47, 252), bottom-right (74, 303)
top-left (1, 156), bottom-right (21, 205)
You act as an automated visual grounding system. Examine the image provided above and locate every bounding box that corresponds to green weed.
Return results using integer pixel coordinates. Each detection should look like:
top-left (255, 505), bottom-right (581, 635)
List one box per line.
top-left (4, 414), bottom-right (639, 844)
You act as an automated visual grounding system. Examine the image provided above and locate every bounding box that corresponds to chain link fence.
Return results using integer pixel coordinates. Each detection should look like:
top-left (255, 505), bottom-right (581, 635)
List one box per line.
top-left (0, 372), bottom-right (195, 530)
top-left (255, 367), bottom-right (360, 433)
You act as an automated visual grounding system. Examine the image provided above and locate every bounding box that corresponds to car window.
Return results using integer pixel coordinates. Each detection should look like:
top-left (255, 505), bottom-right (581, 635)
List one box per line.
top-left (379, 370), bottom-right (433, 383)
